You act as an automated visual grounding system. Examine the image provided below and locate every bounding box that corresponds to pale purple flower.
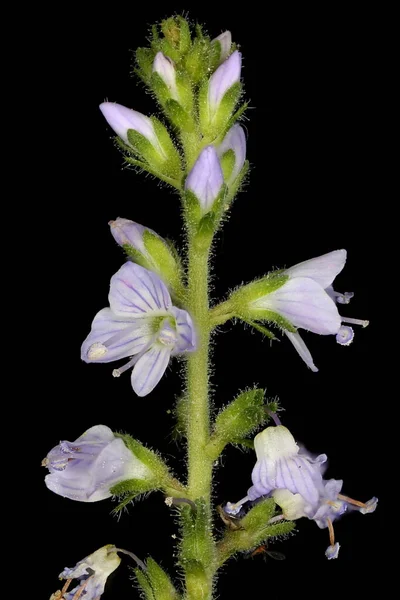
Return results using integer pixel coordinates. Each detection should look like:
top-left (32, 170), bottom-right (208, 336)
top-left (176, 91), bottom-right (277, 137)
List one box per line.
top-left (225, 424), bottom-right (378, 559)
top-left (109, 218), bottom-right (149, 252)
top-left (81, 262), bottom-right (196, 396)
top-left (99, 102), bottom-right (166, 157)
top-left (217, 124), bottom-right (246, 185)
top-left (208, 50), bottom-right (242, 119)
top-left (43, 425), bottom-right (152, 502)
top-left (153, 52), bottom-right (178, 99)
top-left (57, 545), bottom-right (120, 599)
top-left (185, 146), bottom-right (224, 213)
top-left (250, 250), bottom-right (369, 371)
top-left (211, 31), bottom-right (232, 63)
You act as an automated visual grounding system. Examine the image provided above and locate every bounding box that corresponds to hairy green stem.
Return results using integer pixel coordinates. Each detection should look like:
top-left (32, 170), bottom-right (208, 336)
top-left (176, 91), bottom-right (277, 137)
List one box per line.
top-left (186, 242), bottom-right (213, 499)
top-left (184, 237), bottom-right (215, 599)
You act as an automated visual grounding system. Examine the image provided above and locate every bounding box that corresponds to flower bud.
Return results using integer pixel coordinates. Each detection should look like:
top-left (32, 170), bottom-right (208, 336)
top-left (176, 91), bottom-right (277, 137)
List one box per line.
top-left (100, 102), bottom-right (181, 178)
top-left (153, 52), bottom-right (179, 100)
top-left (185, 146), bottom-right (224, 215)
top-left (211, 31), bottom-right (232, 64)
top-left (109, 218), bottom-right (183, 295)
top-left (217, 124), bottom-right (246, 185)
top-left (43, 425), bottom-right (154, 502)
top-left (199, 51), bottom-right (242, 137)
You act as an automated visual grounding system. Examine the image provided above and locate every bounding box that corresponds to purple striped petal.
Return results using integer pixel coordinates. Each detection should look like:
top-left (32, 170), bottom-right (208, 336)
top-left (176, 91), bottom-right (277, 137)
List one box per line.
top-left (285, 249), bottom-right (347, 289)
top-left (254, 277), bottom-right (341, 334)
top-left (131, 346), bottom-right (171, 396)
top-left (170, 306), bottom-right (197, 354)
top-left (81, 308), bottom-right (154, 363)
top-left (185, 146), bottom-right (224, 212)
top-left (285, 331), bottom-right (318, 372)
top-left (109, 262), bottom-right (172, 317)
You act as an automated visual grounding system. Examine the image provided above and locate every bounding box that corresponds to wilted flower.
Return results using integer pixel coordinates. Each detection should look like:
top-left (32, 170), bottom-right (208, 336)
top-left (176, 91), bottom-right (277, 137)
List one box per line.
top-left (153, 52), bottom-right (178, 99)
top-left (185, 146), bottom-right (224, 214)
top-left (55, 545), bottom-right (120, 599)
top-left (81, 262), bottom-right (196, 396)
top-left (217, 123), bottom-right (246, 185)
top-left (211, 31), bottom-right (232, 63)
top-left (100, 102), bottom-right (166, 158)
top-left (43, 425), bottom-right (153, 501)
top-left (249, 250), bottom-right (369, 371)
top-left (225, 423), bottom-right (378, 559)
top-left (207, 50), bottom-right (242, 119)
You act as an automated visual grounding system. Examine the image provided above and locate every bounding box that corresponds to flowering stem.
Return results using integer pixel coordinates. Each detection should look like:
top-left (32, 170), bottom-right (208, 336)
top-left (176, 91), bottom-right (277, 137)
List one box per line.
top-left (184, 235), bottom-right (215, 599)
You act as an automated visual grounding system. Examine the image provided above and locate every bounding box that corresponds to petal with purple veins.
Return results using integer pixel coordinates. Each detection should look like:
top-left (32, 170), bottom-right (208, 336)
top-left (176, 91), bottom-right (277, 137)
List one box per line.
top-left (285, 249), bottom-right (347, 289)
top-left (257, 277), bottom-right (341, 334)
top-left (109, 262), bottom-right (172, 317)
top-left (170, 307), bottom-right (197, 354)
top-left (81, 308), bottom-right (154, 363)
top-left (131, 346), bottom-right (171, 396)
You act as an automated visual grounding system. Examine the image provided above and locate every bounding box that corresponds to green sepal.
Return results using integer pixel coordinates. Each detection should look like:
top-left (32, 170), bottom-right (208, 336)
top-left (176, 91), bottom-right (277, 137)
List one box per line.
top-left (150, 117), bottom-right (182, 178)
top-left (184, 561), bottom-right (209, 600)
top-left (240, 318), bottom-right (277, 341)
top-left (180, 500), bottom-right (214, 568)
top-left (209, 40), bottom-right (223, 72)
top-left (176, 72), bottom-right (194, 112)
top-left (142, 230), bottom-right (185, 296)
top-left (206, 389), bottom-right (266, 459)
top-left (135, 558), bottom-right (181, 600)
top-left (164, 99), bottom-right (195, 132)
top-left (230, 272), bottom-right (289, 312)
top-left (200, 82), bottom-right (242, 140)
top-left (183, 38), bottom-right (210, 84)
top-left (216, 499), bottom-right (295, 566)
top-left (161, 16), bottom-right (191, 57)
top-left (115, 434), bottom-right (171, 485)
top-left (224, 160), bottom-right (250, 209)
top-left (150, 71), bottom-right (172, 107)
top-left (184, 190), bottom-right (204, 228)
top-left (111, 492), bottom-right (137, 515)
top-left (127, 129), bottom-right (163, 168)
top-left (135, 47), bottom-right (156, 84)
top-left (220, 149), bottom-right (235, 182)
top-left (110, 478), bottom-right (157, 497)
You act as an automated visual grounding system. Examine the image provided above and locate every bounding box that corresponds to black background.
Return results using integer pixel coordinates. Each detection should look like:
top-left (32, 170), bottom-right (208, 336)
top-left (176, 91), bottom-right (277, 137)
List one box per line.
top-left (31, 4), bottom-right (389, 598)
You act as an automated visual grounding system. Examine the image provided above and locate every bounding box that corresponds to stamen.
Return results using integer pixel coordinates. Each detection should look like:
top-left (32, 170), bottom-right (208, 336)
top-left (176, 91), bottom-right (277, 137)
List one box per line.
top-left (267, 410), bottom-right (282, 426)
top-left (61, 579), bottom-right (72, 595)
top-left (109, 546), bottom-right (146, 571)
top-left (341, 317), bottom-right (369, 328)
top-left (112, 356), bottom-right (139, 378)
top-left (102, 325), bottom-right (139, 348)
top-left (338, 494), bottom-right (378, 514)
top-left (325, 542), bottom-right (340, 560)
top-left (224, 496), bottom-right (249, 516)
top-left (334, 291), bottom-right (354, 305)
top-left (72, 577), bottom-right (91, 600)
top-left (88, 342), bottom-right (108, 360)
top-left (327, 517), bottom-right (335, 546)
top-left (268, 515), bottom-right (285, 524)
top-left (336, 326), bottom-right (354, 346)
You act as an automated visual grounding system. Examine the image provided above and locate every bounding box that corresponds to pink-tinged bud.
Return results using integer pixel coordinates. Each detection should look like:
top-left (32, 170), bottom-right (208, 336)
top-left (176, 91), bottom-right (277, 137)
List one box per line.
top-left (208, 50), bottom-right (242, 117)
top-left (153, 52), bottom-right (178, 99)
top-left (185, 146), bottom-right (224, 213)
top-left (109, 218), bottom-right (148, 254)
top-left (212, 31), bottom-right (232, 62)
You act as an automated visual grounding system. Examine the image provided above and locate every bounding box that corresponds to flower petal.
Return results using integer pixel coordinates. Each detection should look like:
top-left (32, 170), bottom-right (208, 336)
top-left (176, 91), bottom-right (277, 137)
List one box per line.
top-left (285, 250), bottom-right (347, 289)
top-left (285, 331), bottom-right (318, 372)
top-left (170, 306), bottom-right (197, 354)
top-left (131, 346), bottom-right (171, 396)
top-left (259, 277), bottom-right (341, 334)
top-left (217, 124), bottom-right (246, 184)
top-left (99, 102), bottom-right (158, 147)
top-left (109, 262), bottom-right (172, 317)
top-left (208, 50), bottom-right (242, 115)
top-left (81, 308), bottom-right (154, 363)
